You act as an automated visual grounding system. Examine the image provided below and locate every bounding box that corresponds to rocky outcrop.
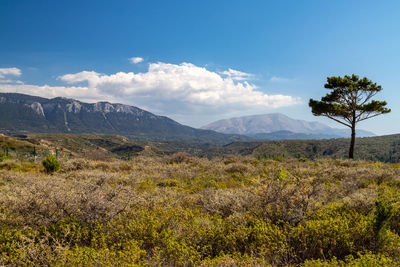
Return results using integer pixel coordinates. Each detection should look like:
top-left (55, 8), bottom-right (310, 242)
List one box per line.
top-left (0, 92), bottom-right (247, 144)
top-left (28, 102), bottom-right (45, 117)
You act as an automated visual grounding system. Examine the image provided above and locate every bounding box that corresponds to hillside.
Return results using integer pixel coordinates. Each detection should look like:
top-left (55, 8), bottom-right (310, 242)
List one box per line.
top-left (2, 133), bottom-right (400, 163)
top-left (204, 134), bottom-right (400, 162)
top-left (201, 113), bottom-right (375, 139)
top-left (249, 130), bottom-right (337, 140)
top-left (0, 93), bottom-right (247, 145)
top-left (0, 133), bottom-right (228, 162)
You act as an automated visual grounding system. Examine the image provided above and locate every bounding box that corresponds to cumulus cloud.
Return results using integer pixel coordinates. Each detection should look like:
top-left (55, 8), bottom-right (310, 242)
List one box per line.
top-left (0, 62), bottom-right (300, 126)
top-left (0, 83), bottom-right (107, 103)
top-left (0, 79), bottom-right (23, 84)
top-left (219, 68), bottom-right (253, 81)
top-left (0, 67), bottom-right (21, 78)
top-left (129, 57), bottom-right (144, 64)
top-left (60, 62), bottom-right (298, 109)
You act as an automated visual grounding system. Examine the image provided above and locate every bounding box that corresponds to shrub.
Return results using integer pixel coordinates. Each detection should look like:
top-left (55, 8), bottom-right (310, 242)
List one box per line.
top-left (225, 163), bottom-right (248, 174)
top-left (390, 204), bottom-right (400, 235)
top-left (290, 204), bottom-right (374, 261)
top-left (373, 195), bottom-right (393, 236)
top-left (277, 169), bottom-right (290, 181)
top-left (165, 152), bottom-right (192, 164)
top-left (42, 154), bottom-right (61, 173)
top-left (0, 175), bottom-right (133, 227)
top-left (2, 155), bottom-right (400, 265)
top-left (299, 157), bottom-right (309, 162)
top-left (61, 158), bottom-right (90, 171)
top-left (304, 252), bottom-right (399, 266)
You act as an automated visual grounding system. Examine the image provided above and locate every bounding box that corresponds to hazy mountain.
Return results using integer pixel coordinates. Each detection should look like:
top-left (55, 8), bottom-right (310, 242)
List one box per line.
top-left (0, 93), bottom-right (248, 144)
top-left (201, 113), bottom-right (375, 139)
top-left (249, 130), bottom-right (339, 140)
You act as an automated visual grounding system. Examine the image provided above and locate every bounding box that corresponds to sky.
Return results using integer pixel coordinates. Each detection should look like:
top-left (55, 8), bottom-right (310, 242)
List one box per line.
top-left (1, 0), bottom-right (400, 135)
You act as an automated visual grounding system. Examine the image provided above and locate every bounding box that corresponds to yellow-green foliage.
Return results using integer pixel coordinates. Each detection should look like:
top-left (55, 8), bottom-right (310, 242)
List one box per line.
top-left (42, 154), bottom-right (61, 173)
top-left (291, 204), bottom-right (373, 260)
top-left (304, 252), bottom-right (400, 266)
top-left (0, 160), bottom-right (40, 172)
top-left (1, 156), bottom-right (400, 265)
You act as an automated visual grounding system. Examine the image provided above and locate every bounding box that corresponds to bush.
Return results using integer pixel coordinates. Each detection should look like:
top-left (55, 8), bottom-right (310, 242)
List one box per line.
top-left (42, 154), bottom-right (61, 173)
top-left (165, 152), bottom-right (192, 164)
top-left (290, 204), bottom-right (374, 261)
top-left (2, 155), bottom-right (400, 265)
top-left (299, 157), bottom-right (309, 162)
top-left (304, 252), bottom-right (399, 266)
top-left (373, 195), bottom-right (393, 236)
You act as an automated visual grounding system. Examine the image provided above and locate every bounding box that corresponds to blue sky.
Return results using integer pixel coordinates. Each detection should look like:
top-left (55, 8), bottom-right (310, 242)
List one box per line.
top-left (1, 0), bottom-right (400, 135)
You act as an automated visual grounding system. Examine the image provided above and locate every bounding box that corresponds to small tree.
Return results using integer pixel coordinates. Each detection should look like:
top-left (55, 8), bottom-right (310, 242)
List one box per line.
top-left (309, 74), bottom-right (390, 159)
top-left (42, 154), bottom-right (61, 173)
top-left (33, 147), bottom-right (37, 162)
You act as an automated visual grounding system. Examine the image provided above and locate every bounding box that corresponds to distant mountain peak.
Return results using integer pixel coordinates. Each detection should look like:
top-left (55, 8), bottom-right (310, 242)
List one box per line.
top-left (201, 113), bottom-right (375, 139)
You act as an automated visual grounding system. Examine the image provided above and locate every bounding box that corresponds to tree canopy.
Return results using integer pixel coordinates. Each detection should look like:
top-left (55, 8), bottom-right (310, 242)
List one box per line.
top-left (309, 74), bottom-right (390, 158)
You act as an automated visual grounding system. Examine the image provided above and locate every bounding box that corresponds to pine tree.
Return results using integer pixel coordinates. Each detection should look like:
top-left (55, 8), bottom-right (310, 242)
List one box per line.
top-left (309, 74), bottom-right (390, 159)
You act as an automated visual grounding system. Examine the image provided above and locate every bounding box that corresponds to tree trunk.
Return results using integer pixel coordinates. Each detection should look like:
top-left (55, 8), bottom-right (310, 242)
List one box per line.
top-left (349, 124), bottom-right (356, 159)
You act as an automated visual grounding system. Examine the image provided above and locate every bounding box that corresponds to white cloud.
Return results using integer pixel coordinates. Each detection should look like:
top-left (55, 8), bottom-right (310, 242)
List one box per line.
top-left (220, 68), bottom-right (252, 81)
top-left (60, 62), bottom-right (298, 109)
top-left (0, 79), bottom-right (23, 84)
top-left (60, 71), bottom-right (101, 84)
top-left (0, 83), bottom-right (107, 103)
top-left (129, 57), bottom-right (144, 64)
top-left (0, 62), bottom-right (300, 126)
top-left (0, 67), bottom-right (21, 78)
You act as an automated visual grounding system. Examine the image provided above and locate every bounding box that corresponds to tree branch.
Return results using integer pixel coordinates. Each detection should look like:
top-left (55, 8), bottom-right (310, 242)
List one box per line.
top-left (360, 91), bottom-right (377, 106)
top-left (357, 112), bottom-right (385, 122)
top-left (324, 114), bottom-right (352, 128)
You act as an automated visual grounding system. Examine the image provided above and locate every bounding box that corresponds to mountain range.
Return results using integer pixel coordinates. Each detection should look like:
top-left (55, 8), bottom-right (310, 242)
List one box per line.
top-left (201, 113), bottom-right (375, 139)
top-left (0, 93), bottom-right (376, 142)
top-left (0, 93), bottom-right (247, 145)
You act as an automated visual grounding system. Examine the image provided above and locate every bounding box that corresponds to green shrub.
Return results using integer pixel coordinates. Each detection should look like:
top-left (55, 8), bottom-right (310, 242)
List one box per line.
top-left (64, 241), bottom-right (146, 266)
top-left (299, 157), bottom-right (309, 162)
top-left (291, 204), bottom-right (374, 261)
top-left (277, 169), bottom-right (290, 181)
top-left (390, 204), bottom-right (400, 235)
top-left (42, 154), bottom-right (61, 173)
top-left (3, 155), bottom-right (400, 265)
top-left (373, 195), bottom-right (393, 236)
top-left (304, 252), bottom-right (399, 266)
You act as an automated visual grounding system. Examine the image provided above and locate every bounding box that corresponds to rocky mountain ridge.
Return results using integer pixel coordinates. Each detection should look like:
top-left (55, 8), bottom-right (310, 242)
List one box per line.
top-left (0, 93), bottom-right (246, 144)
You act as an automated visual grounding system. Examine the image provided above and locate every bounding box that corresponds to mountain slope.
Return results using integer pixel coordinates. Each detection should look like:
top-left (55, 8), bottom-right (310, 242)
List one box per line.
top-left (0, 93), bottom-right (248, 144)
top-left (249, 130), bottom-right (339, 140)
top-left (201, 134), bottom-right (400, 163)
top-left (201, 113), bottom-right (375, 139)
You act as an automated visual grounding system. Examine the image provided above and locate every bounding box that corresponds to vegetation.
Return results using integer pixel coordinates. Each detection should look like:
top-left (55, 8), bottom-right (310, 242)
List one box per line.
top-left (207, 134), bottom-right (400, 162)
top-left (4, 133), bottom-right (400, 163)
top-left (309, 74), bottom-right (390, 159)
top-left (42, 154), bottom-right (61, 173)
top-left (1, 154), bottom-right (400, 265)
